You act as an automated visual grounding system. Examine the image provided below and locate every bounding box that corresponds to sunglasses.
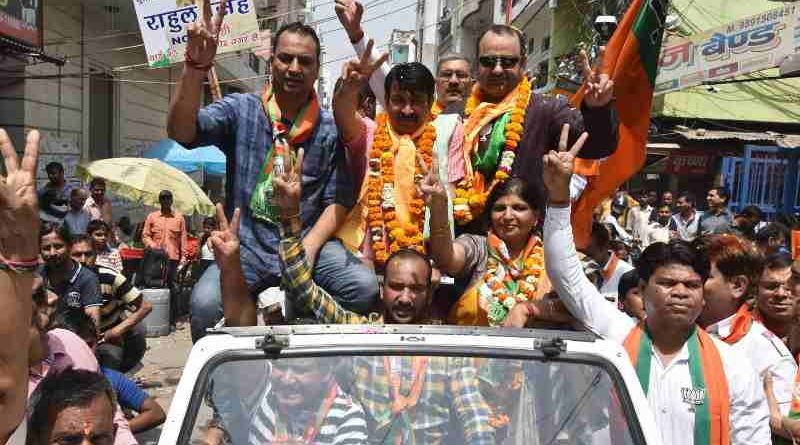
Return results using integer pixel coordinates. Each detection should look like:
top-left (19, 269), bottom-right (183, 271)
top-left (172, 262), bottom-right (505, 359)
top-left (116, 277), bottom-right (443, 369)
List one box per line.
top-left (479, 56), bottom-right (520, 69)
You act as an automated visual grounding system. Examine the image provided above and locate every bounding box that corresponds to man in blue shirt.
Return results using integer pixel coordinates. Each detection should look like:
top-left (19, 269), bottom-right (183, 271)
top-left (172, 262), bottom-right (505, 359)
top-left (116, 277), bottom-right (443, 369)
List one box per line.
top-left (167, 7), bottom-right (378, 341)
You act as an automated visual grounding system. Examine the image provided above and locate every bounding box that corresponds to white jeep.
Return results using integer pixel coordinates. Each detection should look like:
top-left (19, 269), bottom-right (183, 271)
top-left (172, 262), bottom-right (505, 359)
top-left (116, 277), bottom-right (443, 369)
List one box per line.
top-left (159, 325), bottom-right (661, 444)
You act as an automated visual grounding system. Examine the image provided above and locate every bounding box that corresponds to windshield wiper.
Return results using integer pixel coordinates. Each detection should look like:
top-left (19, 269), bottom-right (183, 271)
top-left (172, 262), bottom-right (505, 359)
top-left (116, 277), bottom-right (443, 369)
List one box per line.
top-left (256, 333), bottom-right (289, 352)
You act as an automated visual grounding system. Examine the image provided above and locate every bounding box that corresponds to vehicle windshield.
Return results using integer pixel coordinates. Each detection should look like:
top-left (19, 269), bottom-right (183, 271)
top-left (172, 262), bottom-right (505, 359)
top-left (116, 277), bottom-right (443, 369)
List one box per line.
top-left (185, 353), bottom-right (639, 444)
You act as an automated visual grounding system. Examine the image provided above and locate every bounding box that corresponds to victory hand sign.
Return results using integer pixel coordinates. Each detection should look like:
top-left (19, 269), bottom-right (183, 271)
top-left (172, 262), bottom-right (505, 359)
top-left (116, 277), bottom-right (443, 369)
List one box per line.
top-left (0, 129), bottom-right (40, 262)
top-left (578, 47), bottom-right (614, 108)
top-left (185, 0), bottom-right (227, 69)
top-left (543, 124), bottom-right (589, 206)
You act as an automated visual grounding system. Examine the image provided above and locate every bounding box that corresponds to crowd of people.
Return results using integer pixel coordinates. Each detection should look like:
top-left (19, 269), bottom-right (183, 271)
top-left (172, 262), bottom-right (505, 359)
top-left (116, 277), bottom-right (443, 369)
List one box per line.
top-left (2, 0), bottom-right (800, 444)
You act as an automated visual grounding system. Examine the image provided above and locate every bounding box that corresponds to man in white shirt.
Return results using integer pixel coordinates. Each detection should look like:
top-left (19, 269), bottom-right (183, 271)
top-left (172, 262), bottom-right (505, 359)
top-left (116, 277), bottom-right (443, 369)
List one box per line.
top-left (696, 234), bottom-right (797, 427)
top-left (583, 222), bottom-right (634, 303)
top-left (626, 189), bottom-right (656, 242)
top-left (536, 133), bottom-right (771, 444)
top-left (670, 192), bottom-right (700, 242)
top-left (63, 188), bottom-right (91, 235)
top-left (642, 203), bottom-right (671, 248)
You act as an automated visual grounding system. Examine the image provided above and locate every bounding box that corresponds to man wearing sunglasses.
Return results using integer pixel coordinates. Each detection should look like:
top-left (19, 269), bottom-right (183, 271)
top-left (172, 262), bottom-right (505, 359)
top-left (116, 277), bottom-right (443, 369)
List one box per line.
top-left (168, 5), bottom-right (379, 344)
top-left (456, 24), bottom-right (618, 231)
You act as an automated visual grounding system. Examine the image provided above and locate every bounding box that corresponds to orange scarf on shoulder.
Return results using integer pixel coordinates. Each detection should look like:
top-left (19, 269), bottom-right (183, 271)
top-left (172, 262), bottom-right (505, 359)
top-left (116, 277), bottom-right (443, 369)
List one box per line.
top-left (624, 324), bottom-right (730, 445)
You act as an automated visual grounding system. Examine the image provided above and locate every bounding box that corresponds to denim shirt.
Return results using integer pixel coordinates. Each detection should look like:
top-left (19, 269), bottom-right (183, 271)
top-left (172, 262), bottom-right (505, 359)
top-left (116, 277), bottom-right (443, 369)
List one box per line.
top-left (189, 93), bottom-right (353, 291)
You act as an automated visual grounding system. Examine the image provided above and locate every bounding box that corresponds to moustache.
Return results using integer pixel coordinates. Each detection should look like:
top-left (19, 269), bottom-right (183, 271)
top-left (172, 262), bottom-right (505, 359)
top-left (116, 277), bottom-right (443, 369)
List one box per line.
top-left (398, 115), bottom-right (418, 121)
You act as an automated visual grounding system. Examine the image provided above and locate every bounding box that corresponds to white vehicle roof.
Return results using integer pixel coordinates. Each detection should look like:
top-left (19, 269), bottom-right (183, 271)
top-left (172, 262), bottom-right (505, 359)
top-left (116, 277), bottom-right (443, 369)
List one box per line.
top-left (160, 325), bottom-right (662, 445)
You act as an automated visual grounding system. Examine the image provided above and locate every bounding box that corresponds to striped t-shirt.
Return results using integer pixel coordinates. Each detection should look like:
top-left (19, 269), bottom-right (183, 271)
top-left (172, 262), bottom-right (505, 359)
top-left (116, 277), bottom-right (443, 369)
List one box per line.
top-left (247, 382), bottom-right (368, 445)
top-left (94, 265), bottom-right (141, 330)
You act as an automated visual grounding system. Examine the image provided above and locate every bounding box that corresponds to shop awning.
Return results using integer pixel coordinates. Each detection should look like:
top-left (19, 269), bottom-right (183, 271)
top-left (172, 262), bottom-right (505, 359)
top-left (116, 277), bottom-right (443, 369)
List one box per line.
top-left (673, 127), bottom-right (800, 149)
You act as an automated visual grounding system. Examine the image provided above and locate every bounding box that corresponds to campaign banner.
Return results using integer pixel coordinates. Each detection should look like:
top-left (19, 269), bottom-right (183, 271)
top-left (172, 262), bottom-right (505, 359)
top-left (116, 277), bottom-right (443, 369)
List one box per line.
top-left (133, 0), bottom-right (259, 68)
top-left (655, 5), bottom-right (800, 94)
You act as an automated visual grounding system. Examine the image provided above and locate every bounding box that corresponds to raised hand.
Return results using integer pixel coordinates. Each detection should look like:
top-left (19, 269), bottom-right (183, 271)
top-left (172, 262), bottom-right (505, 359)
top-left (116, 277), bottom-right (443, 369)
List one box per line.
top-left (335, 0), bottom-right (364, 42)
top-left (341, 39), bottom-right (388, 89)
top-left (272, 148), bottom-right (304, 220)
top-left (579, 48), bottom-right (614, 108)
top-left (0, 129), bottom-right (40, 262)
top-left (416, 153), bottom-right (447, 206)
top-left (209, 203), bottom-right (241, 268)
top-left (542, 124), bottom-right (589, 204)
top-left (185, 0), bottom-right (227, 68)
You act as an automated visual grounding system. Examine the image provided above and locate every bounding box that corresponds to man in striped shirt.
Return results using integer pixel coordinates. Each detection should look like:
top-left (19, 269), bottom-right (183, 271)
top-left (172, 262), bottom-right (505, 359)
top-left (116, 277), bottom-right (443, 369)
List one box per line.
top-left (210, 154), bottom-right (496, 443)
top-left (69, 234), bottom-right (151, 373)
top-left (207, 357), bottom-right (368, 445)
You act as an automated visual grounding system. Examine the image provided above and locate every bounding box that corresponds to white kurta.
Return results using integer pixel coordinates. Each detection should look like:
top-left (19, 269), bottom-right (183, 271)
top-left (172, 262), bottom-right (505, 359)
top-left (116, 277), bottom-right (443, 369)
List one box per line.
top-left (544, 205), bottom-right (771, 445)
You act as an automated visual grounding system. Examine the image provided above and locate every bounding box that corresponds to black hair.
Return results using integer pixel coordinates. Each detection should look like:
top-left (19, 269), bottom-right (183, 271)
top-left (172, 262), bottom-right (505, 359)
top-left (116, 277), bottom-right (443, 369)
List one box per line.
top-left (272, 21), bottom-right (321, 64)
top-left (158, 190), bottom-right (173, 200)
top-left (28, 369), bottom-right (117, 445)
top-left (86, 219), bottom-right (110, 236)
top-left (70, 188), bottom-right (86, 198)
top-left (384, 248), bottom-right (432, 286)
top-left (89, 177), bottom-right (106, 189)
top-left (677, 191), bottom-right (696, 207)
top-left (384, 62), bottom-right (436, 106)
top-left (436, 53), bottom-right (471, 74)
top-left (738, 205), bottom-right (763, 220)
top-left (618, 269), bottom-right (640, 301)
top-left (40, 222), bottom-right (71, 245)
top-left (710, 187), bottom-right (730, 204)
top-left (590, 221), bottom-right (612, 249)
top-left (755, 222), bottom-right (790, 244)
top-left (45, 161), bottom-right (64, 174)
top-left (52, 310), bottom-right (98, 344)
top-left (477, 24), bottom-right (527, 59)
top-left (69, 234), bottom-right (95, 250)
top-left (638, 240), bottom-right (710, 282)
top-left (764, 252), bottom-right (793, 271)
top-left (482, 178), bottom-right (543, 232)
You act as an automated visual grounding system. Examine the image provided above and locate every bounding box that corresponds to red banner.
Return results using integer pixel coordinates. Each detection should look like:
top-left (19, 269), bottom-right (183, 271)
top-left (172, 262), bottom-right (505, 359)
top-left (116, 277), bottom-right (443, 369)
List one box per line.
top-left (666, 152), bottom-right (714, 175)
top-left (0, 1), bottom-right (42, 49)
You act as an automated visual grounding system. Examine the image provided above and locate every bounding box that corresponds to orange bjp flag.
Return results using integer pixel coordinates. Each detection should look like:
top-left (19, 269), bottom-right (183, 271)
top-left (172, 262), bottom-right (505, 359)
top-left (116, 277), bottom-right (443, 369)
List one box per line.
top-left (570, 0), bottom-right (669, 248)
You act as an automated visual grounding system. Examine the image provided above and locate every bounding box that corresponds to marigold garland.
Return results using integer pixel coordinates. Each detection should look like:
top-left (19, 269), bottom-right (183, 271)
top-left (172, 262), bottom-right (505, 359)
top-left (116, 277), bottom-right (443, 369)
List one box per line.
top-left (480, 239), bottom-right (544, 326)
top-left (367, 113), bottom-right (435, 266)
top-left (454, 76), bottom-right (532, 225)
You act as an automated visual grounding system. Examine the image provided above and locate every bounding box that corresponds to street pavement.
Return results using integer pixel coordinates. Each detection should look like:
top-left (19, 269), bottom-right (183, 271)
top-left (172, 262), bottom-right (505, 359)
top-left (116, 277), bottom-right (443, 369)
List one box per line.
top-left (133, 323), bottom-right (194, 445)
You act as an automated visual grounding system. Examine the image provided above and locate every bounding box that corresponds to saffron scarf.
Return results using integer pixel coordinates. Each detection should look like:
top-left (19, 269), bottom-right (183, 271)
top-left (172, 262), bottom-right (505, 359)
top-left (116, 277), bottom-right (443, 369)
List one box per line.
top-left (448, 232), bottom-right (547, 326)
top-left (624, 324), bottom-right (730, 445)
top-left (250, 86), bottom-right (320, 223)
top-left (461, 83), bottom-right (526, 188)
top-left (720, 304), bottom-right (753, 345)
top-left (337, 117), bottom-right (429, 253)
top-left (781, 357), bottom-right (800, 445)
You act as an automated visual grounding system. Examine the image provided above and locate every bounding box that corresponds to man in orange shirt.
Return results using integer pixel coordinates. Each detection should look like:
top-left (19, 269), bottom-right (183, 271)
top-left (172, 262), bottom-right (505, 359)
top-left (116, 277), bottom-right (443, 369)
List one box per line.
top-left (142, 190), bottom-right (187, 326)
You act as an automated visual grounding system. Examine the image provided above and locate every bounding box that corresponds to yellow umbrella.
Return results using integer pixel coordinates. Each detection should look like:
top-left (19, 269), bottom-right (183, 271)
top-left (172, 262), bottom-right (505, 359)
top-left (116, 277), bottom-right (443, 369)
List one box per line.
top-left (77, 158), bottom-right (215, 216)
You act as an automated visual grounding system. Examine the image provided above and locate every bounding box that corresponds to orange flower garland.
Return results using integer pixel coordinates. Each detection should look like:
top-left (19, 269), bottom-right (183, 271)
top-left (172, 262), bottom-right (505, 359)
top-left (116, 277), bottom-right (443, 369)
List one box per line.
top-left (454, 76), bottom-right (532, 225)
top-left (367, 113), bottom-right (435, 266)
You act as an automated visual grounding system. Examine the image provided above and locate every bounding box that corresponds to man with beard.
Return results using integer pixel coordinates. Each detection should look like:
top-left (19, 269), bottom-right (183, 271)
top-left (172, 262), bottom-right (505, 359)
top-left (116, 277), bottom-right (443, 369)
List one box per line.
top-left (754, 253), bottom-right (796, 344)
top-left (334, 57), bottom-right (464, 266)
top-left (205, 356), bottom-right (368, 445)
top-left (336, 0), bottom-right (472, 115)
top-left (535, 132), bottom-right (770, 443)
top-left (209, 157), bottom-right (496, 444)
top-left (39, 223), bottom-right (102, 327)
top-left (696, 234), bottom-right (797, 439)
top-left (168, 4), bottom-right (375, 341)
top-left (453, 24), bottom-right (617, 229)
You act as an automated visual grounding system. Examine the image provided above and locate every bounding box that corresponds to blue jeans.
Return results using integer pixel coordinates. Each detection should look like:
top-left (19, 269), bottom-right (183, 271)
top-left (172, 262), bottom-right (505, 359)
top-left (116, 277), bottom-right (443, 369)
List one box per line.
top-left (190, 239), bottom-right (379, 342)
